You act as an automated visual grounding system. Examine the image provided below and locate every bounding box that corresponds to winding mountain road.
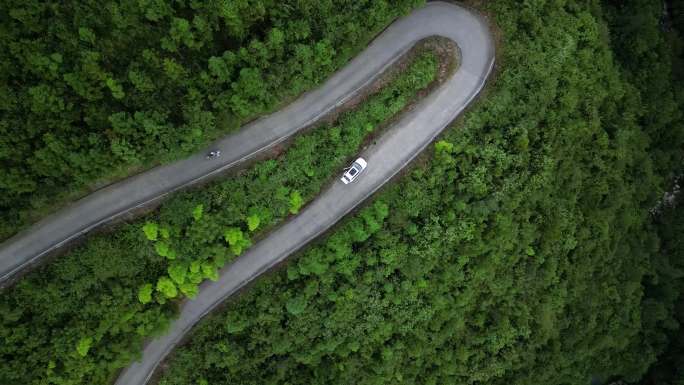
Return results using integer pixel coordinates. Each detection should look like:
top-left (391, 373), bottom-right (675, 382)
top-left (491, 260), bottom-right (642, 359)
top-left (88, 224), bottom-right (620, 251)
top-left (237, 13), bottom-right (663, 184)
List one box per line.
top-left (0, 6), bottom-right (417, 287)
top-left (0, 1), bottom-right (494, 383)
top-left (114, 2), bottom-right (494, 384)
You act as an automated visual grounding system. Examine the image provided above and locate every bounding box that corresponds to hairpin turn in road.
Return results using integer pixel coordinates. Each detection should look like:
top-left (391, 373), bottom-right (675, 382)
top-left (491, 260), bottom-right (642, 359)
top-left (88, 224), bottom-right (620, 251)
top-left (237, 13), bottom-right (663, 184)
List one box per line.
top-left (113, 2), bottom-right (495, 384)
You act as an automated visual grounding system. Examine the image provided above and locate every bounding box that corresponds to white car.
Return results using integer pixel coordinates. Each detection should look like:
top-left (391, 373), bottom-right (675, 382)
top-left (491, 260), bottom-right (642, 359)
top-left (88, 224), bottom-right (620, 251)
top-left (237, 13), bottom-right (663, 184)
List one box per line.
top-left (340, 158), bottom-right (367, 184)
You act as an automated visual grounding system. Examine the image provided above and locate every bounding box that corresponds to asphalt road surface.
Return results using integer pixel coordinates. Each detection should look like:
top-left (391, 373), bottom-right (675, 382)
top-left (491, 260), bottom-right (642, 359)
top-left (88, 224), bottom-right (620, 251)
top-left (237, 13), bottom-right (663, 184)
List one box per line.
top-left (114, 2), bottom-right (495, 384)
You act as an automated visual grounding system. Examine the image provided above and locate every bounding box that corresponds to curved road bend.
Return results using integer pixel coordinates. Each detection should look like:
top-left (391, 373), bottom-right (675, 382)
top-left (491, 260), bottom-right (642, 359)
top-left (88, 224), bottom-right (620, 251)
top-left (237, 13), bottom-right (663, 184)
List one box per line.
top-left (0, 7), bottom-right (422, 288)
top-left (115, 2), bottom-right (494, 385)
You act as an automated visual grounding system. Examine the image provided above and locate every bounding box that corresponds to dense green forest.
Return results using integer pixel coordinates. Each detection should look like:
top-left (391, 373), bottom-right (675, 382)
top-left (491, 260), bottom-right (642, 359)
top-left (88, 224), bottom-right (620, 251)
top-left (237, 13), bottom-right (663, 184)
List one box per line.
top-left (155, 1), bottom-right (684, 384)
top-left (0, 0), bottom-right (421, 241)
top-left (634, 186), bottom-right (684, 385)
top-left (0, 46), bottom-right (441, 384)
top-left (605, 1), bottom-right (684, 384)
top-left (1, 0), bottom-right (683, 385)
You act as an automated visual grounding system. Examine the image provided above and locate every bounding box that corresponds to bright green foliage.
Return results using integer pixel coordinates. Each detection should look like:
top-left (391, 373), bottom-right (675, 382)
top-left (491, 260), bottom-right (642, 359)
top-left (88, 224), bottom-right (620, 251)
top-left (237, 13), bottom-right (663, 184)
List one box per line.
top-left (168, 264), bottom-right (187, 285)
top-left (156, 277), bottom-right (178, 299)
top-left (223, 227), bottom-right (244, 248)
top-left (190, 261), bottom-right (201, 275)
top-left (142, 222), bottom-right (158, 241)
top-left (0, 0), bottom-right (423, 242)
top-left (0, 43), bottom-right (438, 384)
top-left (247, 214), bottom-right (261, 232)
top-left (75, 337), bottom-right (93, 358)
top-left (434, 140), bottom-right (454, 155)
top-left (137, 283), bottom-right (153, 304)
top-left (179, 283), bottom-right (199, 299)
top-left (224, 227), bottom-right (250, 256)
top-left (289, 191), bottom-right (304, 214)
top-left (154, 241), bottom-right (172, 259)
top-left (192, 204), bottom-right (204, 221)
top-left (201, 262), bottom-right (219, 282)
